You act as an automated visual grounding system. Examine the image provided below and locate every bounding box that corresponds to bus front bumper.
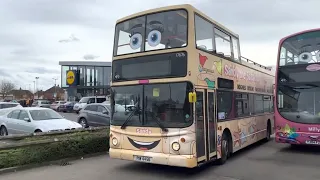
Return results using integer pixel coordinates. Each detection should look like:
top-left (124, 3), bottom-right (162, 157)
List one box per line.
top-left (109, 148), bottom-right (197, 168)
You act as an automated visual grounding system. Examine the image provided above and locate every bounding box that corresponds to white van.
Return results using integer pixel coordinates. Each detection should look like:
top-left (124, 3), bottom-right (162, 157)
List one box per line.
top-left (73, 96), bottom-right (107, 113)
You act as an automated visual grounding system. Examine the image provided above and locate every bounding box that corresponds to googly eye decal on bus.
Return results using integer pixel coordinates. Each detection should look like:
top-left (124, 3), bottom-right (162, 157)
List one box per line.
top-left (147, 20), bottom-right (164, 47)
top-left (147, 30), bottom-right (162, 47)
top-left (316, 51), bottom-right (320, 61)
top-left (129, 33), bottom-right (143, 50)
top-left (298, 52), bottom-right (312, 63)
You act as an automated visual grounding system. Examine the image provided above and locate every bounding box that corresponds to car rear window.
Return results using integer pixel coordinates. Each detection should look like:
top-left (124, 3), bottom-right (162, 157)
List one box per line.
top-left (0, 103), bottom-right (19, 109)
top-left (97, 98), bottom-right (106, 103)
top-left (84, 105), bottom-right (98, 111)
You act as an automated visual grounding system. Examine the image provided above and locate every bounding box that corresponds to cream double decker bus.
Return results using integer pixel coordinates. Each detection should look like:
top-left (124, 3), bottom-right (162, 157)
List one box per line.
top-left (109, 4), bottom-right (275, 168)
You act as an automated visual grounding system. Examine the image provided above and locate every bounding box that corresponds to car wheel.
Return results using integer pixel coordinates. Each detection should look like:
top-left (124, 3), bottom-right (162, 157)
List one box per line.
top-left (79, 118), bottom-right (88, 128)
top-left (0, 126), bottom-right (8, 136)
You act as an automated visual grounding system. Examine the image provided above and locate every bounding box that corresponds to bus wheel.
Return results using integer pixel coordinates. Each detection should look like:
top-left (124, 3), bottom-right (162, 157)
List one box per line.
top-left (218, 133), bottom-right (229, 165)
top-left (265, 121), bottom-right (271, 141)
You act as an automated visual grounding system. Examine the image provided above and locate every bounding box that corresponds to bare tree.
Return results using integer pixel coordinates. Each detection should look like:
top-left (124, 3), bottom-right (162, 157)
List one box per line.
top-left (0, 80), bottom-right (15, 99)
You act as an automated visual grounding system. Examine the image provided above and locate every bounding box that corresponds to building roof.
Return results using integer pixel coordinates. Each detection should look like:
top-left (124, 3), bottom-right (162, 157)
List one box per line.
top-left (59, 61), bottom-right (111, 67)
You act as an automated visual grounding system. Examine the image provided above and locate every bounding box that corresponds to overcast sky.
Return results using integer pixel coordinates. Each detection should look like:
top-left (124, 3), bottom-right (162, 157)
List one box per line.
top-left (0, 0), bottom-right (319, 91)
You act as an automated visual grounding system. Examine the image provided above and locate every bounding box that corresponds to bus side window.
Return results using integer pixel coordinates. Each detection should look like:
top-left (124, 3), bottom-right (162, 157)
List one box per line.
top-left (232, 37), bottom-right (240, 62)
top-left (217, 90), bottom-right (233, 120)
top-left (214, 28), bottom-right (231, 58)
top-left (196, 92), bottom-right (204, 120)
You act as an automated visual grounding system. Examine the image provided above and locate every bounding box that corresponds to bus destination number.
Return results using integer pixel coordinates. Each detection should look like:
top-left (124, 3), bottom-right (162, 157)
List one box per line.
top-left (176, 53), bottom-right (185, 58)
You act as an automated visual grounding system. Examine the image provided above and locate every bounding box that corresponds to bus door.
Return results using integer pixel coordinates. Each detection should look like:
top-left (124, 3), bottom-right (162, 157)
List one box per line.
top-left (195, 89), bottom-right (217, 163)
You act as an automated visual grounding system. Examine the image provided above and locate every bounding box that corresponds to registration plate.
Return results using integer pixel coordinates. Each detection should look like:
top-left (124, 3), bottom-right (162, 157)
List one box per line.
top-left (306, 140), bottom-right (320, 145)
top-left (133, 155), bottom-right (152, 163)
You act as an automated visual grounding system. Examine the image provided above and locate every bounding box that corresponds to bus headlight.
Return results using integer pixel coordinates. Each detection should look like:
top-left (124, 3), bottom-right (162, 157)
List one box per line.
top-left (112, 138), bottom-right (118, 146)
top-left (172, 142), bottom-right (180, 151)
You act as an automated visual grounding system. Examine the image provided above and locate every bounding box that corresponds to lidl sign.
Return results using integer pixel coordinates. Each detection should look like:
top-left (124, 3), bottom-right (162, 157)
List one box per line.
top-left (66, 70), bottom-right (79, 86)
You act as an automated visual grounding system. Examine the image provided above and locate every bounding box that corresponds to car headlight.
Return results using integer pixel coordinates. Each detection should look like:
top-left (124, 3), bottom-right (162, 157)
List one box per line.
top-left (172, 142), bottom-right (180, 151)
top-left (112, 138), bottom-right (118, 146)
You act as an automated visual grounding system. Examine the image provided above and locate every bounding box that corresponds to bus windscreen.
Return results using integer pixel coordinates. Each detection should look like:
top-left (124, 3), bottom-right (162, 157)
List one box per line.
top-left (277, 30), bottom-right (320, 124)
top-left (113, 9), bottom-right (188, 56)
top-left (110, 82), bottom-right (193, 128)
top-left (279, 30), bottom-right (320, 66)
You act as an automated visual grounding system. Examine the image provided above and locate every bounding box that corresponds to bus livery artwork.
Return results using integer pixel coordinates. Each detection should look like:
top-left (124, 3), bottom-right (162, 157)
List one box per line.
top-left (275, 29), bottom-right (320, 145)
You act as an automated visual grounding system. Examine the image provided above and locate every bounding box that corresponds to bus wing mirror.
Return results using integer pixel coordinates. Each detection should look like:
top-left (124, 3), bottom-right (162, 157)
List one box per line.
top-left (188, 92), bottom-right (197, 103)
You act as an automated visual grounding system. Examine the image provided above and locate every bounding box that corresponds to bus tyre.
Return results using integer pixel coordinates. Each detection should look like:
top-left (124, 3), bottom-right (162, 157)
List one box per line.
top-left (218, 133), bottom-right (229, 165)
top-left (265, 121), bottom-right (271, 142)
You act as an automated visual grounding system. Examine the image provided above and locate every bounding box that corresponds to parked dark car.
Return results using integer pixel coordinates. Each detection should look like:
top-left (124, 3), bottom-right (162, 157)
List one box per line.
top-left (60, 102), bottom-right (76, 113)
top-left (77, 103), bottom-right (110, 128)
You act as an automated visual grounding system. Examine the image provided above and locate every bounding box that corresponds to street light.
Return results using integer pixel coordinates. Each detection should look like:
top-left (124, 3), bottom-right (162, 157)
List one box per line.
top-left (33, 81), bottom-right (35, 98)
top-left (35, 77), bottom-right (39, 99)
top-left (53, 78), bottom-right (57, 100)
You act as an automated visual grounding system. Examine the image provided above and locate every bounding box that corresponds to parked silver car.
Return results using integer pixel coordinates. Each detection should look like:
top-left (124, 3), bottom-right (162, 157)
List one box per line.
top-left (77, 103), bottom-right (113, 128)
top-left (31, 100), bottom-right (51, 108)
top-left (0, 107), bottom-right (82, 136)
top-left (50, 101), bottom-right (66, 111)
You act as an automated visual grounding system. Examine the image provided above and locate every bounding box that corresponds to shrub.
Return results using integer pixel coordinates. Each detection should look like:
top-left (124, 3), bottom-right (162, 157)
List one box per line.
top-left (0, 128), bottom-right (109, 169)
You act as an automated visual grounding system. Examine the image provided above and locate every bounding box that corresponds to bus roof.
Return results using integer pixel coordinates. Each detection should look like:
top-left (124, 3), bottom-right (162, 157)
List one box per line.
top-left (279, 28), bottom-right (320, 45)
top-left (116, 4), bottom-right (239, 38)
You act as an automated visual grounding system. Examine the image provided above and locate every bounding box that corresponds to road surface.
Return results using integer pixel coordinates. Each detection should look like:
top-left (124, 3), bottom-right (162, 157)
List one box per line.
top-left (59, 112), bottom-right (78, 122)
top-left (2, 139), bottom-right (320, 180)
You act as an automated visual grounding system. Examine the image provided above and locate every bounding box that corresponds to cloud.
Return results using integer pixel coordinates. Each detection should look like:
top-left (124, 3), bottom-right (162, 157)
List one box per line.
top-left (59, 34), bottom-right (80, 43)
top-left (83, 54), bottom-right (99, 60)
top-left (0, 0), bottom-right (319, 91)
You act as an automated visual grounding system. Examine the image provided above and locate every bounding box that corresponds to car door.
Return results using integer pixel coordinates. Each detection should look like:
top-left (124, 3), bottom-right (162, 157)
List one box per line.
top-left (96, 105), bottom-right (110, 126)
top-left (85, 105), bottom-right (100, 126)
top-left (5, 110), bottom-right (22, 135)
top-left (15, 110), bottom-right (36, 134)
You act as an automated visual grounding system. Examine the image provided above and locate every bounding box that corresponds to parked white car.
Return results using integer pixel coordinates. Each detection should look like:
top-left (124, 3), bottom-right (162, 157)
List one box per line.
top-left (0, 107), bottom-right (82, 136)
top-left (50, 101), bottom-right (66, 111)
top-left (0, 102), bottom-right (22, 109)
top-left (73, 96), bottom-right (107, 113)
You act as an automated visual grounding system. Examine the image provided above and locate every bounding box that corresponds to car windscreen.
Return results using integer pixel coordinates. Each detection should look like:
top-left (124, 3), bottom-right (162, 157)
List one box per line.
top-left (79, 97), bottom-right (90, 103)
top-left (40, 101), bottom-right (50, 104)
top-left (29, 109), bottom-right (63, 120)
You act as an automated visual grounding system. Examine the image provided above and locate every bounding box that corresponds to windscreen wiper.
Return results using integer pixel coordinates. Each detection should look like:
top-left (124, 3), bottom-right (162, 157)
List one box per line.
top-left (121, 102), bottom-right (140, 129)
top-left (145, 109), bottom-right (168, 132)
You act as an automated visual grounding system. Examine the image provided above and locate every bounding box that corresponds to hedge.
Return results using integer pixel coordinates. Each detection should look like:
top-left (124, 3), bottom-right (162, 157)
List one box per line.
top-left (0, 128), bottom-right (110, 169)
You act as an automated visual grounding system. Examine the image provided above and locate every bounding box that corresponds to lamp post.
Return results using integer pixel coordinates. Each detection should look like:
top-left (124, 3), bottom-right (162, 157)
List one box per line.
top-left (53, 78), bottom-right (57, 100)
top-left (35, 77), bottom-right (39, 99)
top-left (33, 81), bottom-right (35, 99)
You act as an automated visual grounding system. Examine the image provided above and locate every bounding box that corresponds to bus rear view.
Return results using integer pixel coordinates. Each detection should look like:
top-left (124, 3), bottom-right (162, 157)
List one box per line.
top-left (275, 29), bottom-right (320, 146)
